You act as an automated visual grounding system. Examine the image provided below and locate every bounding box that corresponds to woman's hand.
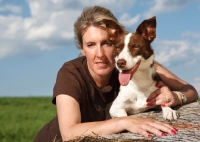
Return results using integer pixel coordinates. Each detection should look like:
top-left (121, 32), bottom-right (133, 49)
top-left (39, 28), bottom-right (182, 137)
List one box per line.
top-left (120, 116), bottom-right (178, 138)
top-left (146, 81), bottom-right (180, 107)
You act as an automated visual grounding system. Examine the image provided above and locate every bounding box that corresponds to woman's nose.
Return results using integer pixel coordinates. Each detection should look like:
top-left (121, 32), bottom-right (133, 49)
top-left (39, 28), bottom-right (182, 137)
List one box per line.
top-left (96, 46), bottom-right (105, 58)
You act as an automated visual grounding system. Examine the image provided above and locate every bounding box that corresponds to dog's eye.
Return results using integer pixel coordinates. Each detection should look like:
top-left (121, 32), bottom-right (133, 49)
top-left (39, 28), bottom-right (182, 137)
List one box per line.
top-left (133, 45), bottom-right (140, 50)
top-left (116, 46), bottom-right (121, 50)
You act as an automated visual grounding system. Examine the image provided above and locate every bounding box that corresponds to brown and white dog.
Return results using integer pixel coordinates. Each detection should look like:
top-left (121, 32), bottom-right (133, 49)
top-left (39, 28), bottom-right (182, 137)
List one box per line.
top-left (109, 16), bottom-right (179, 120)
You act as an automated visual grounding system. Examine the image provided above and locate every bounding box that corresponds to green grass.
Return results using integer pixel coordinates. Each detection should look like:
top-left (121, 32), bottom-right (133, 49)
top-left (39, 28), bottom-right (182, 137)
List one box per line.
top-left (0, 97), bottom-right (56, 142)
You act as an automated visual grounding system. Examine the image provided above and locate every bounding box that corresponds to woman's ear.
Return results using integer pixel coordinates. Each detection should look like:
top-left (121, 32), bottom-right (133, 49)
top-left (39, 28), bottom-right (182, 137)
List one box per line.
top-left (81, 49), bottom-right (85, 55)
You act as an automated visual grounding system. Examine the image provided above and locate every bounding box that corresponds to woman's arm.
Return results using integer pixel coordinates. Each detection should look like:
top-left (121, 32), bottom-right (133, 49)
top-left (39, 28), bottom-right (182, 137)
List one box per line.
top-left (56, 94), bottom-right (124, 140)
top-left (56, 94), bottom-right (176, 141)
top-left (147, 61), bottom-right (198, 107)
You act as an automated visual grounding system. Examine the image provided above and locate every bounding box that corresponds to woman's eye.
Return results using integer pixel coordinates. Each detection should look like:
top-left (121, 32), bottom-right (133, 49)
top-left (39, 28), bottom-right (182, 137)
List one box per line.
top-left (87, 43), bottom-right (94, 47)
top-left (105, 41), bottom-right (112, 46)
top-left (105, 42), bottom-right (110, 45)
top-left (102, 41), bottom-right (112, 47)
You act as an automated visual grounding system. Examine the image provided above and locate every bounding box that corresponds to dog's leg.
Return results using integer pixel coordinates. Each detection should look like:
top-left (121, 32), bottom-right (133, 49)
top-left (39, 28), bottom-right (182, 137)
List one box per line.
top-left (109, 86), bottom-right (134, 118)
top-left (109, 106), bottom-right (127, 118)
top-left (162, 107), bottom-right (180, 120)
top-left (109, 97), bottom-right (128, 118)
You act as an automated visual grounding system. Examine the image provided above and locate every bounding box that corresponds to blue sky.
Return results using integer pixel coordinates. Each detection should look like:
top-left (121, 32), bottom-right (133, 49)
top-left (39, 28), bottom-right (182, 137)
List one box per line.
top-left (0, 0), bottom-right (200, 97)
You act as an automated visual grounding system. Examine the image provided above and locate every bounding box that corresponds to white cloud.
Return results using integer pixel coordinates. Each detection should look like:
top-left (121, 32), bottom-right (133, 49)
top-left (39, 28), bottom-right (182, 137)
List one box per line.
top-left (143, 0), bottom-right (192, 18)
top-left (1, 16), bottom-right (23, 40)
top-left (154, 39), bottom-right (199, 66)
top-left (29, 1), bottom-right (41, 17)
top-left (181, 31), bottom-right (200, 54)
top-left (0, 4), bottom-right (22, 14)
top-left (0, 0), bottom-right (81, 59)
top-left (182, 31), bottom-right (200, 39)
top-left (194, 78), bottom-right (200, 82)
top-left (155, 40), bottom-right (188, 65)
top-left (119, 14), bottom-right (140, 27)
top-left (0, 0), bottom-right (137, 60)
top-left (26, 24), bottom-right (57, 40)
top-left (0, 47), bottom-right (19, 59)
top-left (79, 0), bottom-right (136, 12)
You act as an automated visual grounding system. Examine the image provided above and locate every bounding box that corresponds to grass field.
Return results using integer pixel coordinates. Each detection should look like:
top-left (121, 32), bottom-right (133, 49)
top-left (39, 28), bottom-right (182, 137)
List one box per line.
top-left (0, 97), bottom-right (56, 142)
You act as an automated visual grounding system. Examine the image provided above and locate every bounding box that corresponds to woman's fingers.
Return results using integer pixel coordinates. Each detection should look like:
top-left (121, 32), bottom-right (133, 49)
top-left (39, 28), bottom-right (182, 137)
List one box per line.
top-left (146, 96), bottom-right (174, 107)
top-left (147, 82), bottom-right (166, 102)
top-left (126, 117), bottom-right (178, 138)
top-left (146, 85), bottom-right (176, 107)
top-left (146, 88), bottom-right (161, 102)
top-left (135, 127), bottom-right (152, 138)
top-left (155, 81), bottom-right (165, 88)
top-left (148, 120), bottom-right (178, 136)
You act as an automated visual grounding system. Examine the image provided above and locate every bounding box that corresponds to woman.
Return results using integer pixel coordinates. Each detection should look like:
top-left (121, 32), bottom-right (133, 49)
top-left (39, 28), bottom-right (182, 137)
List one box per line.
top-left (34, 6), bottom-right (198, 142)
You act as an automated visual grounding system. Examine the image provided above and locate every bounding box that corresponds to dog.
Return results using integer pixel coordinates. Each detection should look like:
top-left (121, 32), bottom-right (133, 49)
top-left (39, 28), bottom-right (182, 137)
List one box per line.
top-left (109, 16), bottom-right (180, 120)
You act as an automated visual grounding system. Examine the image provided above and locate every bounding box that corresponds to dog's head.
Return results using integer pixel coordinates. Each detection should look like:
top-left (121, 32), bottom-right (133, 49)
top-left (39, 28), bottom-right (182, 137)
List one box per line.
top-left (113, 16), bottom-right (157, 86)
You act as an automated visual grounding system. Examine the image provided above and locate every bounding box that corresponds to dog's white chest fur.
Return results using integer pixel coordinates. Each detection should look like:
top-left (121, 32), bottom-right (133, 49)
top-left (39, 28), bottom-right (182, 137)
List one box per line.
top-left (118, 80), bottom-right (157, 115)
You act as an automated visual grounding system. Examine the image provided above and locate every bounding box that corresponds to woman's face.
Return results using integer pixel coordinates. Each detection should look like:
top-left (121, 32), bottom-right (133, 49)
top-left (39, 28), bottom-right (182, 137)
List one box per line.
top-left (81, 26), bottom-right (115, 78)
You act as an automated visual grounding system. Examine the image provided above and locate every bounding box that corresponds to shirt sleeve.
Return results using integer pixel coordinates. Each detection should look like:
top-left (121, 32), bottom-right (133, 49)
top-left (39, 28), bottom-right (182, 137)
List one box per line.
top-left (52, 63), bottom-right (82, 105)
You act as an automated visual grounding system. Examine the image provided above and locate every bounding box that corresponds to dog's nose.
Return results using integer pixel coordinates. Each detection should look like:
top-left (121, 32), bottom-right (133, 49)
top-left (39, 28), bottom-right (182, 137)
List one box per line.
top-left (117, 59), bottom-right (126, 68)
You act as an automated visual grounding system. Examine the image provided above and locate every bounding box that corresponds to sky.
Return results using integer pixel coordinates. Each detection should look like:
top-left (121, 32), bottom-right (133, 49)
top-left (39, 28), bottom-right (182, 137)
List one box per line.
top-left (0, 0), bottom-right (200, 97)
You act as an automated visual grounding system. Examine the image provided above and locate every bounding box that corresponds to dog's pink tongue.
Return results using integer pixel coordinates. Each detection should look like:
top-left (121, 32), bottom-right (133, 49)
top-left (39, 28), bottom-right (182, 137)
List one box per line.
top-left (119, 70), bottom-right (132, 86)
top-left (118, 61), bottom-right (141, 86)
top-left (119, 73), bottom-right (131, 86)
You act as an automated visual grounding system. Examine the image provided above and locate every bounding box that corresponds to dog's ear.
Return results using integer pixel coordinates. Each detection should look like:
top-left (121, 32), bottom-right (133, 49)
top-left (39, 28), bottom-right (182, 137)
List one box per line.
top-left (136, 16), bottom-right (156, 43)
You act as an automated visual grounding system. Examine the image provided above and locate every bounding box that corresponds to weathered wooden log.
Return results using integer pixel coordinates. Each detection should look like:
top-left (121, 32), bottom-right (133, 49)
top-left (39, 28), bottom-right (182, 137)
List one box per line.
top-left (66, 101), bottom-right (200, 142)
top-left (105, 101), bottom-right (200, 142)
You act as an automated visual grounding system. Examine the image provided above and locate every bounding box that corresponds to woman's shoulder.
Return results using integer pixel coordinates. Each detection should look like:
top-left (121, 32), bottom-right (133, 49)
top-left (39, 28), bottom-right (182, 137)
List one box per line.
top-left (57, 56), bottom-right (86, 75)
top-left (62, 56), bottom-right (86, 69)
top-left (54, 56), bottom-right (87, 84)
top-left (53, 56), bottom-right (87, 104)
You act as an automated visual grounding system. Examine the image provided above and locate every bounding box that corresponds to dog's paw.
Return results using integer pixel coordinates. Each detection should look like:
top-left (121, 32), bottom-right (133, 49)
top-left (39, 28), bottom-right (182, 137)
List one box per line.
top-left (162, 107), bottom-right (180, 120)
top-left (109, 108), bottom-right (127, 118)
